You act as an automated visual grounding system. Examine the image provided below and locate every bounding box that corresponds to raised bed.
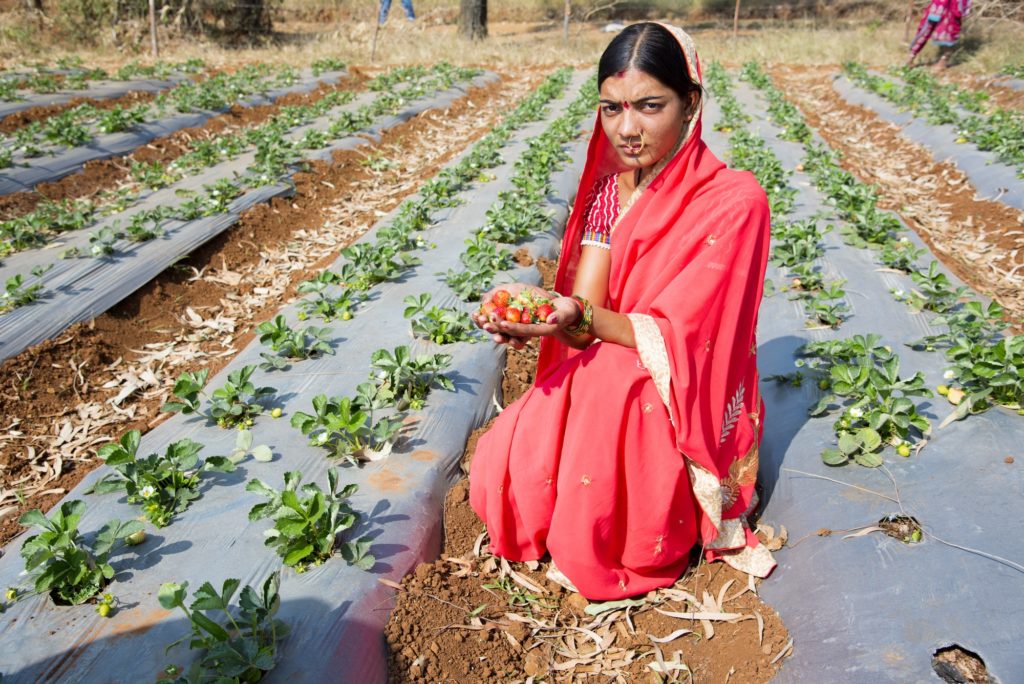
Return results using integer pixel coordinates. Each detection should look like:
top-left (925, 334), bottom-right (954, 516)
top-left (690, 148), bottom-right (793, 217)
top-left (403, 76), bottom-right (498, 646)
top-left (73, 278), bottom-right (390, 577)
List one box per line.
top-left (0, 69), bottom-right (589, 684)
top-left (0, 70), bottom-right (491, 363)
top-left (708, 68), bottom-right (1024, 683)
top-left (836, 67), bottom-right (1024, 211)
top-left (0, 67), bottom-right (348, 196)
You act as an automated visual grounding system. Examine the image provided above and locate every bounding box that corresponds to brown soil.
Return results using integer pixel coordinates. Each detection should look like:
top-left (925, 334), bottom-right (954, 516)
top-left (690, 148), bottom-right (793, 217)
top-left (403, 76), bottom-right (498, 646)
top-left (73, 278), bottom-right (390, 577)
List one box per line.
top-left (0, 88), bottom-right (160, 134)
top-left (936, 71), bottom-right (1024, 112)
top-left (387, 256), bottom-right (789, 683)
top-left (0, 72), bottom-right (541, 546)
top-left (770, 64), bottom-right (1024, 328)
top-left (0, 72), bottom-right (366, 221)
top-left (932, 645), bottom-right (990, 683)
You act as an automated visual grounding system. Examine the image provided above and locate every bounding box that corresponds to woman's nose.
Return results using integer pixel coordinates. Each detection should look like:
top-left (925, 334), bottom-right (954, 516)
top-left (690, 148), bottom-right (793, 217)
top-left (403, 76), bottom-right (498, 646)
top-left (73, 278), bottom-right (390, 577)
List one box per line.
top-left (619, 108), bottom-right (641, 138)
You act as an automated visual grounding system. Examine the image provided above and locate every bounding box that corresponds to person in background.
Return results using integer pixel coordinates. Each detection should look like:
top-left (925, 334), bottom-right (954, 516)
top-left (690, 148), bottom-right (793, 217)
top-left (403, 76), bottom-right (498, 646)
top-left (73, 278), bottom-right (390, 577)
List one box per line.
top-left (378, 0), bottom-right (415, 24)
top-left (907, 0), bottom-right (972, 69)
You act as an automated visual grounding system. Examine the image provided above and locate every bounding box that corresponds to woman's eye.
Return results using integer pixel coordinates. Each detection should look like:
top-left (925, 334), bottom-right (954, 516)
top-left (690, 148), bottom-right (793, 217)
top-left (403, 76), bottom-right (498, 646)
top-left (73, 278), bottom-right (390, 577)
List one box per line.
top-left (601, 105), bottom-right (621, 115)
top-left (641, 103), bottom-right (663, 112)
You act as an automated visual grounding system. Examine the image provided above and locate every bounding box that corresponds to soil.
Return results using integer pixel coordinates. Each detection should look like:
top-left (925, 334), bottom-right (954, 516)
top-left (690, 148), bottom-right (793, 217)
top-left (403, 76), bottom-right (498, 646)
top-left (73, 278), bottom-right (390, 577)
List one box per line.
top-left (770, 64), bottom-right (1024, 328)
top-left (0, 72), bottom-right (366, 221)
top-left (0, 87), bottom-right (160, 134)
top-left (932, 645), bottom-right (990, 684)
top-left (935, 70), bottom-right (1024, 112)
top-left (386, 257), bottom-right (789, 683)
top-left (0, 71), bottom-right (541, 546)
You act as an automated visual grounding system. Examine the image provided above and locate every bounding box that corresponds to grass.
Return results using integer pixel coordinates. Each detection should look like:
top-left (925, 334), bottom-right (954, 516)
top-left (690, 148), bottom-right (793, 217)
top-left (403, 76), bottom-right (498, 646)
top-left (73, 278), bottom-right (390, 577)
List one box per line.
top-left (0, 7), bottom-right (1021, 77)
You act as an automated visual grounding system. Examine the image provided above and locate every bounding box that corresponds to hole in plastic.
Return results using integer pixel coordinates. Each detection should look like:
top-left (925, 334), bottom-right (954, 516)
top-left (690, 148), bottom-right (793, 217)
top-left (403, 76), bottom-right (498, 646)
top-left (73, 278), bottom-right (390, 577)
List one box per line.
top-left (932, 644), bottom-right (990, 683)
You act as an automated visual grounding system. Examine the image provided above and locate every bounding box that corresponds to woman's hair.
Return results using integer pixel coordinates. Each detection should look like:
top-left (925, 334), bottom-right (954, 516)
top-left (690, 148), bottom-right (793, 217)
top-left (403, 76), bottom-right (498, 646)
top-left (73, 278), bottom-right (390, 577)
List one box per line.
top-left (597, 23), bottom-right (702, 108)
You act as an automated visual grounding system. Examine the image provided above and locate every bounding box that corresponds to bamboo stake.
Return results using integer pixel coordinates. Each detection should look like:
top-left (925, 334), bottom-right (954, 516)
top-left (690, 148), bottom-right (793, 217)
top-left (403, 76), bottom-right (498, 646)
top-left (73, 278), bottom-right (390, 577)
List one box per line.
top-left (371, 0), bottom-right (383, 62)
top-left (733, 0), bottom-right (742, 39)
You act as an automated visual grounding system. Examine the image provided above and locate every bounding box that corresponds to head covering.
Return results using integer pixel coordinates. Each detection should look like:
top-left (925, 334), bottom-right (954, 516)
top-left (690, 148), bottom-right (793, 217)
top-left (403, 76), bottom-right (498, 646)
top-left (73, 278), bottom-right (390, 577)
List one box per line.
top-left (539, 23), bottom-right (776, 576)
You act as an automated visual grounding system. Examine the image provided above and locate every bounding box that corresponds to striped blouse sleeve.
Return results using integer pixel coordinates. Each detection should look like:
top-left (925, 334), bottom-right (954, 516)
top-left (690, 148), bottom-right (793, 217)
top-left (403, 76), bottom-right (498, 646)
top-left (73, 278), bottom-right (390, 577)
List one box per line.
top-left (581, 174), bottom-right (618, 250)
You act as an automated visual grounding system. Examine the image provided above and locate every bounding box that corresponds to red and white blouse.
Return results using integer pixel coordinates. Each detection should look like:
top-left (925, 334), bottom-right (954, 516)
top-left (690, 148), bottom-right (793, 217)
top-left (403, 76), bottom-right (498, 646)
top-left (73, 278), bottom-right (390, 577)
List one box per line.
top-left (580, 173), bottom-right (620, 249)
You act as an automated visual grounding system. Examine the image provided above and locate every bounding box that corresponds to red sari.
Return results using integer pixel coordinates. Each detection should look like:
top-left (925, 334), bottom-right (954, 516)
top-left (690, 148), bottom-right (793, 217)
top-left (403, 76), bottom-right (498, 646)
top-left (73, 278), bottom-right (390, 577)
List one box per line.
top-left (469, 25), bottom-right (776, 600)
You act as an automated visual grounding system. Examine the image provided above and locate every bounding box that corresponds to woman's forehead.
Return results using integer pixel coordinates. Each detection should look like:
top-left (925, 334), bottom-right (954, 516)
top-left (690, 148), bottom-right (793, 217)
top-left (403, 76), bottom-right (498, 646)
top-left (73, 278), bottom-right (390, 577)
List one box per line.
top-left (600, 69), bottom-right (675, 99)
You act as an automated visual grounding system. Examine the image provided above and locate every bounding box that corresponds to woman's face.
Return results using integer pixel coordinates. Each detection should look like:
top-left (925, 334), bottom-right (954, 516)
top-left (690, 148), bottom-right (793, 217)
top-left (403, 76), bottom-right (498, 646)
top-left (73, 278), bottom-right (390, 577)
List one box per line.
top-left (598, 68), bottom-right (693, 172)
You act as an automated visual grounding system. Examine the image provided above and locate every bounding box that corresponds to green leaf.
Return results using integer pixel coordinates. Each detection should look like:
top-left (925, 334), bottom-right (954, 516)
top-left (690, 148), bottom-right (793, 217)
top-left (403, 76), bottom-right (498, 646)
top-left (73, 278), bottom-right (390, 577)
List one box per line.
top-left (856, 427), bottom-right (882, 452)
top-left (821, 448), bottom-right (847, 466)
top-left (283, 543), bottom-right (314, 566)
top-left (837, 433), bottom-right (860, 455)
top-left (853, 450), bottom-right (883, 468)
top-left (235, 429), bottom-right (254, 452)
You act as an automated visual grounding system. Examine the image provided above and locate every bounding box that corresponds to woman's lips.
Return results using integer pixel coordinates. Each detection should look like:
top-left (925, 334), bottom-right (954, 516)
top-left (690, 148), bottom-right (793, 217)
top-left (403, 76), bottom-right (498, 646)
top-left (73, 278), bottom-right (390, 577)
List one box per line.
top-left (621, 144), bottom-right (642, 155)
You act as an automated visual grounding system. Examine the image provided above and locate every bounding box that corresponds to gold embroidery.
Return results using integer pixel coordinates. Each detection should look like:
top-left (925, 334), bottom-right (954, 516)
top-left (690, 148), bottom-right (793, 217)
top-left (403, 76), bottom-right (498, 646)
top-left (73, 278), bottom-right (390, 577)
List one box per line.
top-left (705, 339), bottom-right (711, 352)
top-left (654, 535), bottom-right (665, 555)
top-left (580, 475), bottom-right (592, 486)
top-left (705, 234), bottom-right (717, 246)
top-left (721, 444), bottom-right (759, 508)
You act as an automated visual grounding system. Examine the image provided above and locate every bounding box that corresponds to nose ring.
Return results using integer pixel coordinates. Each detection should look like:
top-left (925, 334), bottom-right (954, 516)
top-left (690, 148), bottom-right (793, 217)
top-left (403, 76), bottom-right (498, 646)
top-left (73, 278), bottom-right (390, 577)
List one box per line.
top-left (629, 130), bottom-right (646, 153)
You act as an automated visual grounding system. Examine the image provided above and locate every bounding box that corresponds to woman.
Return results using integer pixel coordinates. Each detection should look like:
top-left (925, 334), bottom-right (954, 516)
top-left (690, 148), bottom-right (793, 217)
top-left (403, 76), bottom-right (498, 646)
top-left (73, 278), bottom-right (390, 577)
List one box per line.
top-left (469, 22), bottom-right (775, 600)
top-left (907, 0), bottom-right (972, 70)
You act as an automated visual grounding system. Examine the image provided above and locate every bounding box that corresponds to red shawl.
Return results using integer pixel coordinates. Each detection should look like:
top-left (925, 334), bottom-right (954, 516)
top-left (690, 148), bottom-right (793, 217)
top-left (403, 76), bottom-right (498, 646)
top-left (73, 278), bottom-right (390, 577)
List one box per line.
top-left (470, 25), bottom-right (774, 599)
top-left (539, 25), bottom-right (774, 574)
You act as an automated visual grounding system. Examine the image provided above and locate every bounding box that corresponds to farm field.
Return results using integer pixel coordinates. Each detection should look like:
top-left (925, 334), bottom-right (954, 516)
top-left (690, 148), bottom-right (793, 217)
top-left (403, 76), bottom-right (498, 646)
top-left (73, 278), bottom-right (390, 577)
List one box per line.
top-left (0, 8), bottom-right (1023, 683)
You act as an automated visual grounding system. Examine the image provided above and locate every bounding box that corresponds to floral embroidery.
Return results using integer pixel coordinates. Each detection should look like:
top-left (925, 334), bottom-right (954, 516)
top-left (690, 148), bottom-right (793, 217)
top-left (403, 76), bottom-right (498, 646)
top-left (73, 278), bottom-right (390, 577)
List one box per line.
top-left (720, 444), bottom-right (759, 508)
top-left (720, 380), bottom-right (745, 445)
top-left (705, 234), bottom-right (717, 246)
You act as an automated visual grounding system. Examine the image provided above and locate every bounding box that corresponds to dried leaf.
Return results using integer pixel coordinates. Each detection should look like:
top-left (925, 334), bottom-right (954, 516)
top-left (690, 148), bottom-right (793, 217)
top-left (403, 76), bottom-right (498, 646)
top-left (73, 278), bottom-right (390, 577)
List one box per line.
top-left (648, 628), bottom-right (693, 644)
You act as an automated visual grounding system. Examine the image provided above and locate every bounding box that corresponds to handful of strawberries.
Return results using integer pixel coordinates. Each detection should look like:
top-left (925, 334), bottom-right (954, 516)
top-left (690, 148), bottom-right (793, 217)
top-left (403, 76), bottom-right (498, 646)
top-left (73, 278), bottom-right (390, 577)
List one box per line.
top-left (479, 288), bottom-right (555, 325)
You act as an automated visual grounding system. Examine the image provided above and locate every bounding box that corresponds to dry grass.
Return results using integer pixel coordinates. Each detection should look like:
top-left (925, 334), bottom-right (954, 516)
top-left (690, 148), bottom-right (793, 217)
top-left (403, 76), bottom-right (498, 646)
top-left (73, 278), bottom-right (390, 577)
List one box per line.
top-left (1, 12), bottom-right (1021, 76)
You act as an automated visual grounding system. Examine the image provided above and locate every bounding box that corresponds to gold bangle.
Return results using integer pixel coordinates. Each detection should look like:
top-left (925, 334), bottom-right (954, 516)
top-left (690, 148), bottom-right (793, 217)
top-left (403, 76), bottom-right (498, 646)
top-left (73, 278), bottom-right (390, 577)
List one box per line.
top-left (565, 295), bottom-right (594, 336)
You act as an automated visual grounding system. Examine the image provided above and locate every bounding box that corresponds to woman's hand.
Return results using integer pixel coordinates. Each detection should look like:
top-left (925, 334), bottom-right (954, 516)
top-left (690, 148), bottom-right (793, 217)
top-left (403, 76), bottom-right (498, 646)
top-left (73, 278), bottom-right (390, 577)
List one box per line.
top-left (494, 295), bottom-right (579, 340)
top-left (471, 284), bottom-right (576, 348)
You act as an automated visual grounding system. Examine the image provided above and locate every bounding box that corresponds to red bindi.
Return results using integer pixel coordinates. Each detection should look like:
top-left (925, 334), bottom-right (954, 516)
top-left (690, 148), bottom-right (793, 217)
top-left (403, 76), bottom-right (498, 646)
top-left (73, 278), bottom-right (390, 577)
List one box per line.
top-left (616, 70), bottom-right (625, 78)
top-left (622, 101), bottom-right (630, 109)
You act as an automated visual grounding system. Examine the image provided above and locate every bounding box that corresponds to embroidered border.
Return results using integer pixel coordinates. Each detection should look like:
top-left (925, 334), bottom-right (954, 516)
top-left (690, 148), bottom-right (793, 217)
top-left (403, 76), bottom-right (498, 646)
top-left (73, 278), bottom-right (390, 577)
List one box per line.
top-left (626, 313), bottom-right (672, 423)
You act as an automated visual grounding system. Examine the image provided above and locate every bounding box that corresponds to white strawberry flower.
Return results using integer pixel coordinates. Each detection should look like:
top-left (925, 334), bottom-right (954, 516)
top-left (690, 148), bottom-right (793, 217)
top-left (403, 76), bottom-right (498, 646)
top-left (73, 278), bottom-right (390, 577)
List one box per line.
top-left (140, 485), bottom-right (156, 498)
top-left (849, 407), bottom-right (864, 419)
top-left (943, 369), bottom-right (955, 380)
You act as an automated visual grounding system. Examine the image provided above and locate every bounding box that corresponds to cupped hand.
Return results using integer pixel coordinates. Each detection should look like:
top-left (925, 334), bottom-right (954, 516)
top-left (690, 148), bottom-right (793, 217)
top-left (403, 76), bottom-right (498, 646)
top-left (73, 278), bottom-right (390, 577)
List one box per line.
top-left (471, 283), bottom-right (564, 348)
top-left (494, 295), bottom-right (579, 340)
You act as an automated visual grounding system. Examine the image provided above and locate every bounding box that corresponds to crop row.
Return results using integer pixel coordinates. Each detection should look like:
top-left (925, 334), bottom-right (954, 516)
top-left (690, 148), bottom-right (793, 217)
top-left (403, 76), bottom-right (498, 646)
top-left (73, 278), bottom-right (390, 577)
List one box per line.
top-left (741, 61), bottom-right (1024, 464)
top-left (707, 62), bottom-right (849, 332)
top-left (843, 62), bottom-right (1024, 178)
top-left (0, 57), bottom-right (208, 101)
top-left (0, 64), bottom-right (479, 320)
top-left (707, 62), bottom-right (932, 469)
top-left (0, 68), bottom-right (587, 683)
top-left (0, 62), bottom-right (325, 167)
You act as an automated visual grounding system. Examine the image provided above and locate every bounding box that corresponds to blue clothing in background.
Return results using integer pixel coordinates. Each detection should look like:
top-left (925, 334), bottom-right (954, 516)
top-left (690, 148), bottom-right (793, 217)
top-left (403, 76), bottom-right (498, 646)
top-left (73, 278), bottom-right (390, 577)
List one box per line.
top-left (379, 0), bottom-right (415, 23)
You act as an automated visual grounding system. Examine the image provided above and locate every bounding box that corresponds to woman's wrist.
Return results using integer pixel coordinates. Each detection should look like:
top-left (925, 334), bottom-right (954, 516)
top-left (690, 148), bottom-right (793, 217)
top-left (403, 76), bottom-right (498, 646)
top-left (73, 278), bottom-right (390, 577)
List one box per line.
top-left (564, 295), bottom-right (594, 336)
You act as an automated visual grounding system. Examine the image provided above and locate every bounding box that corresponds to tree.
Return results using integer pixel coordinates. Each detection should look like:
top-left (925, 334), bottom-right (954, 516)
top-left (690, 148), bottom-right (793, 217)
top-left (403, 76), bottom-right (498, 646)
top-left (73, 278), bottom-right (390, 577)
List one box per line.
top-left (458, 0), bottom-right (487, 41)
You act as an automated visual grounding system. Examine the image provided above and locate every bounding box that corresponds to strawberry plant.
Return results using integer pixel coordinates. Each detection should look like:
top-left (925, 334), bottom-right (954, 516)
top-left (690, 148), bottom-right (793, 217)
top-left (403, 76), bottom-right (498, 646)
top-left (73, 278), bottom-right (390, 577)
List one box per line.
top-left (257, 315), bottom-right (334, 370)
top-left (705, 61), bottom-right (750, 132)
top-left (162, 366), bottom-right (276, 429)
top-left (18, 500), bottom-right (143, 605)
top-left (878, 237), bottom-right (925, 273)
top-left (771, 218), bottom-right (829, 268)
top-left (370, 345), bottom-right (454, 410)
top-left (312, 58), bottom-right (346, 76)
top-left (86, 430), bottom-right (235, 527)
top-left (0, 271), bottom-right (44, 313)
top-left (804, 280), bottom-right (848, 328)
top-left (159, 572), bottom-right (288, 684)
top-left (909, 300), bottom-right (1007, 351)
top-left (942, 335), bottom-right (1024, 422)
top-left (247, 469), bottom-right (374, 571)
top-left (908, 261), bottom-right (968, 313)
top-left (96, 104), bottom-right (147, 134)
top-left (297, 273), bottom-right (360, 322)
top-left (403, 293), bottom-right (477, 344)
top-left (817, 355), bottom-right (932, 467)
top-left (291, 388), bottom-right (403, 464)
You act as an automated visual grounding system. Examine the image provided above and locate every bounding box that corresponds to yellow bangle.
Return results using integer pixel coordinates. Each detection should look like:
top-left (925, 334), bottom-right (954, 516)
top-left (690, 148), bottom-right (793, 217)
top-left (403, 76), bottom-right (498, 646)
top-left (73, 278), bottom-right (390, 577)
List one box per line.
top-left (565, 295), bottom-right (593, 336)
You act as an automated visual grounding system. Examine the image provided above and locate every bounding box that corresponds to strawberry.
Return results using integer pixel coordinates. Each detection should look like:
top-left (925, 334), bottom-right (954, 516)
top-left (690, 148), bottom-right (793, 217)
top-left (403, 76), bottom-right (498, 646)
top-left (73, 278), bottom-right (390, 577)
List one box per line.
top-left (520, 308), bottom-right (534, 324)
top-left (494, 306), bottom-right (506, 320)
top-left (536, 303), bottom-right (554, 322)
top-left (505, 307), bottom-right (522, 323)
top-left (492, 290), bottom-right (512, 308)
top-left (480, 301), bottom-right (497, 317)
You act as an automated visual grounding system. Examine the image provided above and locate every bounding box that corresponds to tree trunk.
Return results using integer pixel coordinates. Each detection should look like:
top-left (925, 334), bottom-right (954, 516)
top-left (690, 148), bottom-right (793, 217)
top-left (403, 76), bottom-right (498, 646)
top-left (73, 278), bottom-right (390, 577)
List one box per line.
top-left (22, 0), bottom-right (43, 12)
top-left (563, 0), bottom-right (571, 43)
top-left (458, 0), bottom-right (487, 41)
top-left (733, 0), bottom-right (742, 38)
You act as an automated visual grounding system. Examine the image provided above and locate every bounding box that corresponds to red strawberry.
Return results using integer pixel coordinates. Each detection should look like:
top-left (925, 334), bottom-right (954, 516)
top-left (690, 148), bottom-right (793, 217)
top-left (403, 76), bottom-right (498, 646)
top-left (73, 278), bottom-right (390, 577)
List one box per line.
top-left (480, 301), bottom-right (497, 317)
top-left (494, 306), bottom-right (506, 320)
top-left (536, 303), bottom-right (554, 322)
top-left (520, 307), bottom-right (534, 324)
top-left (505, 307), bottom-right (522, 323)
top-left (492, 290), bottom-right (512, 308)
